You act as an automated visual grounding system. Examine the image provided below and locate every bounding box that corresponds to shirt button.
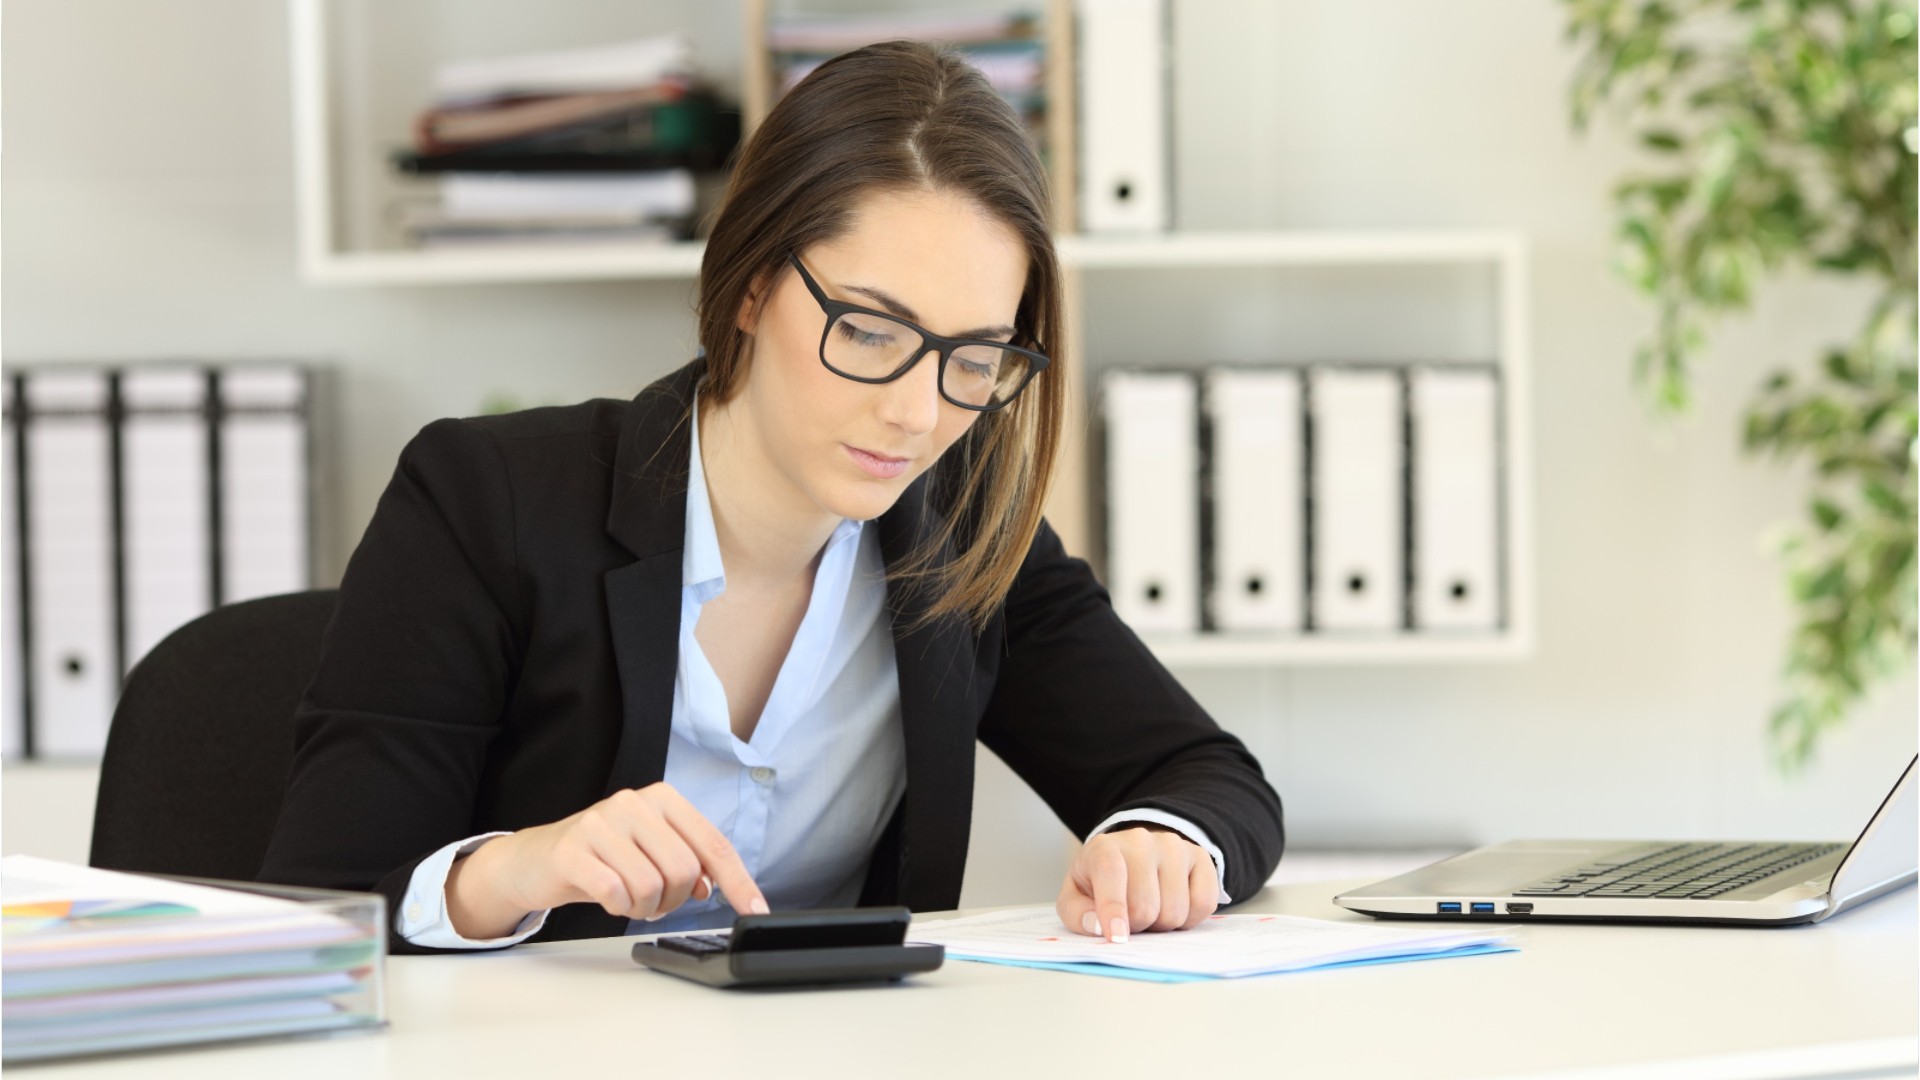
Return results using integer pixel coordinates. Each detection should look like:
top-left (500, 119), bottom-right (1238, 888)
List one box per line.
top-left (749, 766), bottom-right (775, 785)
top-left (405, 903), bottom-right (423, 923)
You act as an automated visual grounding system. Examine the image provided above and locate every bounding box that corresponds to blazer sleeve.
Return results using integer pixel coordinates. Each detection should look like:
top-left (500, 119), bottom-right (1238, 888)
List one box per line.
top-left (975, 519), bottom-right (1284, 903)
top-left (257, 418), bottom-right (528, 955)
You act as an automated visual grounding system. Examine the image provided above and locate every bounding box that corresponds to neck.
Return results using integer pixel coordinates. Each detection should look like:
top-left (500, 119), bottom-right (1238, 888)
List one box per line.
top-left (698, 395), bottom-right (842, 590)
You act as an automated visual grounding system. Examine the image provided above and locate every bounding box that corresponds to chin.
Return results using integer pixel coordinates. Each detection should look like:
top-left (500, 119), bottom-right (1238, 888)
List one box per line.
top-left (815, 474), bottom-right (910, 523)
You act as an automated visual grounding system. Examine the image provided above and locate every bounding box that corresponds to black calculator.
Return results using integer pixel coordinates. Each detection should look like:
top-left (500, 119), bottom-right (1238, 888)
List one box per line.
top-left (629, 906), bottom-right (945, 988)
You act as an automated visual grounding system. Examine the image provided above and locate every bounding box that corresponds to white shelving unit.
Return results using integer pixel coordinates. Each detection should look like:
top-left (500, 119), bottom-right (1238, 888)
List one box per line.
top-left (291, 243), bottom-right (708, 287)
top-left (1142, 627), bottom-right (1533, 668)
top-left (288, 0), bottom-right (734, 285)
top-left (287, 0), bottom-right (1534, 667)
top-left (1075, 231), bottom-right (1535, 667)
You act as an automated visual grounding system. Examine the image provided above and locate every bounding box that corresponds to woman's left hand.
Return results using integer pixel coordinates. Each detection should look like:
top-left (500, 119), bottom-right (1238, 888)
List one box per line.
top-left (1057, 824), bottom-right (1219, 943)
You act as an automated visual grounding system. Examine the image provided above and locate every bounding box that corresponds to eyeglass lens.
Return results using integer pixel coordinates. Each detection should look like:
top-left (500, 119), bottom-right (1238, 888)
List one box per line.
top-left (824, 310), bottom-right (1033, 409)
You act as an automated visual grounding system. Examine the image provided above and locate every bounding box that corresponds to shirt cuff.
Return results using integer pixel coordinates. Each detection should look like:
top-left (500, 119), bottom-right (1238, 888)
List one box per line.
top-left (397, 832), bottom-right (550, 949)
top-left (1088, 809), bottom-right (1232, 905)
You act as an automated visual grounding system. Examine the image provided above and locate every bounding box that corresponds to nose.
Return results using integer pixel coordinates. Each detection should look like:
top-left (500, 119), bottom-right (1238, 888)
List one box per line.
top-left (873, 347), bottom-right (943, 438)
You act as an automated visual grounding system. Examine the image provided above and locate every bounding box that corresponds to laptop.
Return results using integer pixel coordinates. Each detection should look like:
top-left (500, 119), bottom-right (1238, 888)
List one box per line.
top-left (1333, 755), bottom-right (1917, 925)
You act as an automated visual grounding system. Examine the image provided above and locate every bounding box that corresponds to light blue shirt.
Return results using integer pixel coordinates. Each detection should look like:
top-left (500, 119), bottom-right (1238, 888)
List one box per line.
top-left (396, 399), bottom-right (1225, 949)
top-left (626, 398), bottom-right (908, 933)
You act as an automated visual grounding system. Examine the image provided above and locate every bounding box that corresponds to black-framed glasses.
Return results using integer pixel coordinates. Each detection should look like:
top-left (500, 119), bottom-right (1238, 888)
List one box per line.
top-left (786, 251), bottom-right (1049, 412)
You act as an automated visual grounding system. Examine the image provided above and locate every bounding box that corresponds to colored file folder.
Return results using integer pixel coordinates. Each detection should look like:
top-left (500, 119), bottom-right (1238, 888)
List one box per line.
top-left (1, 856), bottom-right (385, 1063)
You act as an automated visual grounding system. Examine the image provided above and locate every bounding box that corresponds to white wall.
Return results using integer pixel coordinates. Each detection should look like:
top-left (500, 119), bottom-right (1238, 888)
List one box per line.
top-left (1, 764), bottom-right (100, 865)
top-left (3, 1), bottom-right (1913, 903)
top-left (1150, 0), bottom-right (1915, 851)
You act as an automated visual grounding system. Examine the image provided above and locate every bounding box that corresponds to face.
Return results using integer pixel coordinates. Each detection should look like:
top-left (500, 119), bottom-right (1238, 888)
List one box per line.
top-left (732, 186), bottom-right (1029, 524)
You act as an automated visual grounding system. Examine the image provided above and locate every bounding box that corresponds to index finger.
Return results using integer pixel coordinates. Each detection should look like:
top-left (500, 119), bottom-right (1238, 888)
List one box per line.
top-left (1088, 843), bottom-right (1131, 943)
top-left (652, 788), bottom-right (769, 916)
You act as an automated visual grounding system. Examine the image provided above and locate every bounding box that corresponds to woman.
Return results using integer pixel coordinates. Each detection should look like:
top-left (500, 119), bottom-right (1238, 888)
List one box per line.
top-left (259, 40), bottom-right (1283, 954)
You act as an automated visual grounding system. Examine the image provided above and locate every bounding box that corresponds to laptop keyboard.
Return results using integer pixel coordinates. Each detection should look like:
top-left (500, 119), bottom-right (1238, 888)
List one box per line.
top-left (1513, 841), bottom-right (1845, 900)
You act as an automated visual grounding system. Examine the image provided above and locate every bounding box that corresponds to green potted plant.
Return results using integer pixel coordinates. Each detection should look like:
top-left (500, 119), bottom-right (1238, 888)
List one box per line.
top-left (1562, 0), bottom-right (1916, 769)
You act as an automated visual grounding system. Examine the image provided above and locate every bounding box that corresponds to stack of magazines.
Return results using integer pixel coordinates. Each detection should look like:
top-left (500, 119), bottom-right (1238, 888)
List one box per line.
top-left (390, 35), bottom-right (740, 249)
top-left (1, 856), bottom-right (385, 1063)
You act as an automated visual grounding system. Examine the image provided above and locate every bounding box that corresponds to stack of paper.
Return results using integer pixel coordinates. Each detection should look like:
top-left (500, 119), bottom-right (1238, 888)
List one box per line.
top-left (1, 856), bottom-right (385, 1063)
top-left (397, 171), bottom-right (696, 249)
top-left (908, 906), bottom-right (1516, 982)
top-left (391, 33), bottom-right (737, 249)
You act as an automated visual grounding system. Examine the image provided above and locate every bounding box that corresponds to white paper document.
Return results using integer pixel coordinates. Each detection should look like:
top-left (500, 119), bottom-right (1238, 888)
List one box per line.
top-left (908, 905), bottom-right (1515, 979)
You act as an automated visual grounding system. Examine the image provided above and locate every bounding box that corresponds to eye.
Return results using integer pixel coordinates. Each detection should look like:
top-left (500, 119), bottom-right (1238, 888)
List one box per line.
top-left (951, 344), bottom-right (1005, 382)
top-left (958, 356), bottom-right (998, 379)
top-left (834, 317), bottom-right (896, 348)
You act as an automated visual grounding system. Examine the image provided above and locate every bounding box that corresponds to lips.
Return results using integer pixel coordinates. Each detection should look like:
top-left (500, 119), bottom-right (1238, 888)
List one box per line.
top-left (844, 443), bottom-right (910, 480)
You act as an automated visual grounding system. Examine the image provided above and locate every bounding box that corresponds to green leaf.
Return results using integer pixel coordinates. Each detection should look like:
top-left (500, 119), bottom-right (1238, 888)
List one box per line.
top-left (1811, 498), bottom-right (1846, 531)
top-left (1801, 563), bottom-right (1846, 601)
top-left (1650, 177), bottom-right (1691, 212)
top-left (1815, 243), bottom-right (1883, 272)
top-left (1864, 480), bottom-right (1908, 516)
top-left (1641, 129), bottom-right (1686, 152)
top-left (1823, 349), bottom-right (1859, 385)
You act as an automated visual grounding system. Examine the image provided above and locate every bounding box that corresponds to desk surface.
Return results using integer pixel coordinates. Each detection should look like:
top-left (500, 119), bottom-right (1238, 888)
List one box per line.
top-left (31, 879), bottom-right (1919, 1080)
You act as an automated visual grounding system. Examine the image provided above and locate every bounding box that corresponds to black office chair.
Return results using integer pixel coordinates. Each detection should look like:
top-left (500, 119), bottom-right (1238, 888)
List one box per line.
top-left (89, 589), bottom-right (339, 882)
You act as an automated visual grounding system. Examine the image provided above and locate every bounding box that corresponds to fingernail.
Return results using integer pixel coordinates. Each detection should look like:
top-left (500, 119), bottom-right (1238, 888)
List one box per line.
top-left (700, 875), bottom-right (714, 897)
top-left (751, 897), bottom-right (770, 915)
top-left (1081, 912), bottom-right (1099, 935)
top-left (1109, 918), bottom-right (1129, 944)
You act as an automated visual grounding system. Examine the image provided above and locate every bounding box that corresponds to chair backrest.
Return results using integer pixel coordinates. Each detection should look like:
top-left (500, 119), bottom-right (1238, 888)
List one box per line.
top-left (89, 589), bottom-right (339, 881)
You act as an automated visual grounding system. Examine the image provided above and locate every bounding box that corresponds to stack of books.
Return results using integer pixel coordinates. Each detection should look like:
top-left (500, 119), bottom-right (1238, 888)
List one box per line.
top-left (767, 9), bottom-right (1049, 160)
top-left (1, 856), bottom-right (385, 1063)
top-left (391, 35), bottom-right (740, 249)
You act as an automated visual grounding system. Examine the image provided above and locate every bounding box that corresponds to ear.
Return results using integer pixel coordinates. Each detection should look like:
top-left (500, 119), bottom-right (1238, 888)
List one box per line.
top-left (734, 268), bottom-right (774, 336)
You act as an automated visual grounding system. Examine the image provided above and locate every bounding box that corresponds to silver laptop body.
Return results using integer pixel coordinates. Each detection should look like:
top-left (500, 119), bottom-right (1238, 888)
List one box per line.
top-left (1333, 756), bottom-right (1917, 925)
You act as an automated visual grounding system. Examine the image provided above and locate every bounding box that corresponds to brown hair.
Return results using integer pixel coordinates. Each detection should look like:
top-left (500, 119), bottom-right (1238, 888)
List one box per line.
top-left (696, 40), bottom-right (1065, 634)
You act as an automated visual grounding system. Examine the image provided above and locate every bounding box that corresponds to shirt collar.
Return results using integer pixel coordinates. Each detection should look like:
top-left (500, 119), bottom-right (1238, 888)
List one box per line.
top-left (684, 392), bottom-right (865, 600)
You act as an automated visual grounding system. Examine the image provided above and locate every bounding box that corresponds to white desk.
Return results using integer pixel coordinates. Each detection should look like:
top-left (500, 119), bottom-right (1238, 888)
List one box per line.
top-left (31, 879), bottom-right (1918, 1080)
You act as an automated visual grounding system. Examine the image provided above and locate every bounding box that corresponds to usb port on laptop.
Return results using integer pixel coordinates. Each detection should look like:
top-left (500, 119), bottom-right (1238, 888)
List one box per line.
top-left (1470, 902), bottom-right (1495, 914)
top-left (1437, 902), bottom-right (1462, 914)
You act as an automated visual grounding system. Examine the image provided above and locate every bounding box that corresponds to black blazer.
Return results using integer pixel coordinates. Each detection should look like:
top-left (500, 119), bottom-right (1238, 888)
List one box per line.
top-left (258, 358), bottom-right (1284, 953)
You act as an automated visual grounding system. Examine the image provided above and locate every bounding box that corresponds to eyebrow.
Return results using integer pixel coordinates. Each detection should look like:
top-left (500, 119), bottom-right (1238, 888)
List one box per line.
top-left (841, 283), bottom-right (1017, 342)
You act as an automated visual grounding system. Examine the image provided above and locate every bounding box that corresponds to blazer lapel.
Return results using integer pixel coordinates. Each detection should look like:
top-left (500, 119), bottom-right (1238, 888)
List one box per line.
top-left (540, 362), bottom-right (701, 944)
top-left (599, 361), bottom-right (700, 798)
top-left (875, 469), bottom-right (981, 913)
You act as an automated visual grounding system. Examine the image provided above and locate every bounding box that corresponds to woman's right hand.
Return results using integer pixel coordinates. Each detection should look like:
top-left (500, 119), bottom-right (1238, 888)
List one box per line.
top-left (445, 782), bottom-right (768, 939)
